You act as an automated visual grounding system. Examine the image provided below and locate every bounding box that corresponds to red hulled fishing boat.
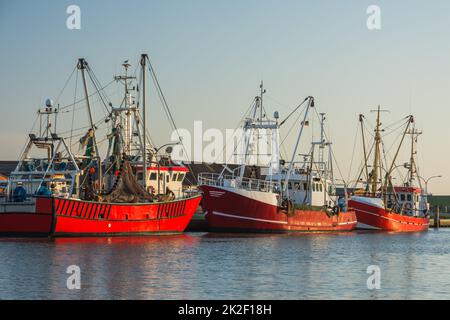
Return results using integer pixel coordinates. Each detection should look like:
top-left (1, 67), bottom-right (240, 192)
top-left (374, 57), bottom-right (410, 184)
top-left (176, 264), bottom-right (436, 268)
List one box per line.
top-left (199, 85), bottom-right (357, 233)
top-left (199, 184), bottom-right (356, 232)
top-left (0, 195), bottom-right (200, 237)
top-left (348, 108), bottom-right (429, 232)
top-left (0, 55), bottom-right (201, 237)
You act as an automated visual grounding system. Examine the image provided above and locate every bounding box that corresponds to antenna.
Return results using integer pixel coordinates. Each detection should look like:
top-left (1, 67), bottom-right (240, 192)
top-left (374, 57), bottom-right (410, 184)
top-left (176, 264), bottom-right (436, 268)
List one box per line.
top-left (113, 61), bottom-right (137, 154)
top-left (259, 81), bottom-right (266, 122)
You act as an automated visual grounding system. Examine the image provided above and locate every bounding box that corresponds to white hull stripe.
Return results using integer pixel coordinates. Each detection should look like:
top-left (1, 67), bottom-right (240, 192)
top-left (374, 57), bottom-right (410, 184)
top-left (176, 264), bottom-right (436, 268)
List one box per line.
top-left (338, 221), bottom-right (358, 226)
top-left (212, 211), bottom-right (288, 225)
top-left (211, 211), bottom-right (357, 226)
top-left (353, 207), bottom-right (429, 226)
top-left (209, 191), bottom-right (225, 198)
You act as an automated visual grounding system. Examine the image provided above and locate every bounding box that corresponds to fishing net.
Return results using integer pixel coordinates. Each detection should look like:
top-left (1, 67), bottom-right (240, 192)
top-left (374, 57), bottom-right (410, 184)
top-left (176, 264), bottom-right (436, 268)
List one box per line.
top-left (83, 158), bottom-right (155, 203)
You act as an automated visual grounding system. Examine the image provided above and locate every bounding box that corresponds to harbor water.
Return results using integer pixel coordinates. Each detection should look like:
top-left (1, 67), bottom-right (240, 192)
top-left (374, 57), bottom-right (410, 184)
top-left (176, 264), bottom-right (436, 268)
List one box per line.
top-left (1, 229), bottom-right (450, 300)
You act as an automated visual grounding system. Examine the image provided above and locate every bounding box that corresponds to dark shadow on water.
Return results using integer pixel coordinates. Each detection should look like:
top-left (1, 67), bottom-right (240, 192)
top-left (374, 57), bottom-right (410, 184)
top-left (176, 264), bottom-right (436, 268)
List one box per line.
top-left (0, 234), bottom-right (197, 245)
top-left (0, 237), bottom-right (53, 244)
top-left (52, 234), bottom-right (196, 245)
top-left (200, 231), bottom-right (359, 239)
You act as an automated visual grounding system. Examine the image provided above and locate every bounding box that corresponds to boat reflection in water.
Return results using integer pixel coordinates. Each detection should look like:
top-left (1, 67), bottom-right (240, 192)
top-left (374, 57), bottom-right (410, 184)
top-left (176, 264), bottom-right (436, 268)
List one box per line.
top-left (1, 230), bottom-right (450, 299)
top-left (49, 234), bottom-right (200, 299)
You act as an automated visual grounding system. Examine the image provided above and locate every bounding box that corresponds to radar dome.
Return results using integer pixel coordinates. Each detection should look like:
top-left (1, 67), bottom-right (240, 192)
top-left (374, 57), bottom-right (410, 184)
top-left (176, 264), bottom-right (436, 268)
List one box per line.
top-left (274, 111), bottom-right (279, 119)
top-left (45, 98), bottom-right (54, 108)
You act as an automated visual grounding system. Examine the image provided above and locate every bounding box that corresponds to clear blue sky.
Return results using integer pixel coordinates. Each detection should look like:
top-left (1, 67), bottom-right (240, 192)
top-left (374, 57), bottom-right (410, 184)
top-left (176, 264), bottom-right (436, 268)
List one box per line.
top-left (1, 0), bottom-right (450, 194)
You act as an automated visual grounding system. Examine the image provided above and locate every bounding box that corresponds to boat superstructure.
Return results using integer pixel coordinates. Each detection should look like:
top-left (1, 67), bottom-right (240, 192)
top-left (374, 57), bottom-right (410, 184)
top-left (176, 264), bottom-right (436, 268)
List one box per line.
top-left (198, 84), bottom-right (357, 232)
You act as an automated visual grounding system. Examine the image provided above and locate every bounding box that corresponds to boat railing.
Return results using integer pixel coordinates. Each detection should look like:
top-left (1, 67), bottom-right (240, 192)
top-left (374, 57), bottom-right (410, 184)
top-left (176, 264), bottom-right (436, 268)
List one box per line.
top-left (198, 173), bottom-right (279, 193)
top-left (278, 160), bottom-right (331, 177)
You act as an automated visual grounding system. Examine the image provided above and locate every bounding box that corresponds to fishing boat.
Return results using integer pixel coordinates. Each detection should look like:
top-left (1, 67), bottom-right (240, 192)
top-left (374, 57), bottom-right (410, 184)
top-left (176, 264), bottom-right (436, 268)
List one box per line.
top-left (348, 107), bottom-right (429, 232)
top-left (198, 84), bottom-right (357, 233)
top-left (0, 54), bottom-right (201, 237)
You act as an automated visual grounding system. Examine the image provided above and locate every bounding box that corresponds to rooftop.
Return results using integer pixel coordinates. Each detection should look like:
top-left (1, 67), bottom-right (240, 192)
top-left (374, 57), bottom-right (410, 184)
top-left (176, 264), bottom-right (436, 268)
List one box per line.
top-left (0, 161), bottom-right (16, 177)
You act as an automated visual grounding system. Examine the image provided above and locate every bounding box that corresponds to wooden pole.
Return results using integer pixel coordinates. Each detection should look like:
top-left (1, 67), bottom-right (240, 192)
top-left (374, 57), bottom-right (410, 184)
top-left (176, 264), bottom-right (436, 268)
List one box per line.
top-left (435, 206), bottom-right (440, 229)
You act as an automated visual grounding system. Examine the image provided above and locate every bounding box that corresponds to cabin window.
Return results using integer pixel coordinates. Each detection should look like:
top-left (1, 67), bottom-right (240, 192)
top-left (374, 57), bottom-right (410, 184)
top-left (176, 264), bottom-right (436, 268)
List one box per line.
top-left (304, 183), bottom-right (308, 191)
top-left (159, 173), bottom-right (164, 181)
top-left (400, 194), bottom-right (405, 202)
top-left (149, 172), bottom-right (157, 180)
top-left (407, 194), bottom-right (412, 202)
top-left (294, 182), bottom-right (300, 190)
top-left (312, 183), bottom-right (316, 192)
top-left (166, 175), bottom-right (170, 183)
top-left (172, 173), bottom-right (178, 181)
top-left (177, 173), bottom-right (185, 182)
top-left (137, 172), bottom-right (144, 181)
top-left (319, 184), bottom-right (323, 192)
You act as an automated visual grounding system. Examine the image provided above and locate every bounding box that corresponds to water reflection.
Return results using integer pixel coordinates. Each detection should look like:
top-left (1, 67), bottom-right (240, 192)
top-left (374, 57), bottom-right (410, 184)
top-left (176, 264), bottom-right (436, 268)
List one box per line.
top-left (0, 230), bottom-right (450, 299)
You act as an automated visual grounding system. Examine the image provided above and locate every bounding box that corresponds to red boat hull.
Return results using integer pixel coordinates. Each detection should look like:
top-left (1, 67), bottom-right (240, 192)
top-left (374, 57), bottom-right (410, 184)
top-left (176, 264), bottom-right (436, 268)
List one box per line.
top-left (348, 198), bottom-right (429, 232)
top-left (199, 185), bottom-right (357, 233)
top-left (0, 195), bottom-right (202, 237)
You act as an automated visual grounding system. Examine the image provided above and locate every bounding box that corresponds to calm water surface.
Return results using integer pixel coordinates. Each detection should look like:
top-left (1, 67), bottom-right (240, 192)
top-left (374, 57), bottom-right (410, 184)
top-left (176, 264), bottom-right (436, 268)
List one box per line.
top-left (1, 229), bottom-right (450, 299)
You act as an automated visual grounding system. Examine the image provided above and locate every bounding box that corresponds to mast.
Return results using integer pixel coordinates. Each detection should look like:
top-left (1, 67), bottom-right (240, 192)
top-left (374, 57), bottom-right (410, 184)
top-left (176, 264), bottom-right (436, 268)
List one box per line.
top-left (407, 119), bottom-right (421, 187)
top-left (359, 114), bottom-right (369, 182)
top-left (239, 85), bottom-right (263, 179)
top-left (114, 61), bottom-right (136, 155)
top-left (124, 61), bottom-right (131, 153)
top-left (369, 106), bottom-right (382, 196)
top-left (282, 96), bottom-right (314, 197)
top-left (140, 54), bottom-right (148, 189)
top-left (239, 96), bottom-right (259, 180)
top-left (77, 58), bottom-right (102, 190)
top-left (260, 81), bottom-right (265, 124)
top-left (318, 113), bottom-right (325, 164)
top-left (257, 81), bottom-right (266, 167)
top-left (315, 112), bottom-right (332, 206)
top-left (237, 83), bottom-right (281, 181)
